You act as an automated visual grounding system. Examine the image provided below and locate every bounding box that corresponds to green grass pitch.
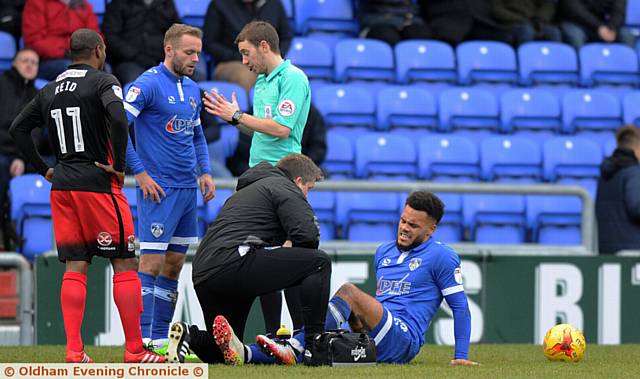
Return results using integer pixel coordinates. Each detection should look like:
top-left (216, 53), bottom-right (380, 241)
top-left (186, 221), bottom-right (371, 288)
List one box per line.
top-left (1, 344), bottom-right (640, 378)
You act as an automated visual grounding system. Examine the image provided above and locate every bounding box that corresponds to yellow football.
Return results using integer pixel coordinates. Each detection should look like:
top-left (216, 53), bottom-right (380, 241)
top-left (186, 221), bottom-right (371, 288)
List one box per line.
top-left (542, 323), bottom-right (586, 362)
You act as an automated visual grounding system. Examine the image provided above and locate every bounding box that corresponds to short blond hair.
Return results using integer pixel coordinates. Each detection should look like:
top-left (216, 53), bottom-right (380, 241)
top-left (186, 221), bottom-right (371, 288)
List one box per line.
top-left (164, 23), bottom-right (202, 47)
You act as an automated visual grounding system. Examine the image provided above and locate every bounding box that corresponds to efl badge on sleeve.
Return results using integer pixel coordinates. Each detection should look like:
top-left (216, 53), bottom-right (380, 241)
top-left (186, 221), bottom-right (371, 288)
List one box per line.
top-left (112, 85), bottom-right (123, 100)
top-left (126, 86), bottom-right (141, 102)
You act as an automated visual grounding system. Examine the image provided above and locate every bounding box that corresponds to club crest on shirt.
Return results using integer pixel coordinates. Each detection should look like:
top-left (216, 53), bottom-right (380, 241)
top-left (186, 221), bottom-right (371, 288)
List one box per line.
top-left (97, 232), bottom-right (112, 246)
top-left (127, 235), bottom-right (135, 252)
top-left (265, 105), bottom-right (272, 119)
top-left (278, 99), bottom-right (295, 116)
top-left (381, 258), bottom-right (391, 266)
top-left (151, 223), bottom-right (164, 238)
top-left (189, 96), bottom-right (197, 110)
top-left (126, 86), bottom-right (141, 102)
top-left (409, 258), bottom-right (422, 271)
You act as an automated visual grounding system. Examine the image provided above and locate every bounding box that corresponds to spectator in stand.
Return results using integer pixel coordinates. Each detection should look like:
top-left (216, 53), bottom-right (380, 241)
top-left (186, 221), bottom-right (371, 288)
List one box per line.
top-left (22, 0), bottom-right (100, 81)
top-left (202, 0), bottom-right (292, 92)
top-left (356, 0), bottom-right (432, 46)
top-left (0, 48), bottom-right (38, 249)
top-left (559, 0), bottom-right (635, 49)
top-left (102, 0), bottom-right (181, 85)
top-left (419, 0), bottom-right (512, 45)
top-left (596, 126), bottom-right (640, 255)
top-left (0, 0), bottom-right (25, 43)
top-left (491, 0), bottom-right (561, 46)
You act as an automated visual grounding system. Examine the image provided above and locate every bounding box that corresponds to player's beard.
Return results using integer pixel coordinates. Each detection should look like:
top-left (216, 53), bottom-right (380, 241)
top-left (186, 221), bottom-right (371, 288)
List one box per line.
top-left (172, 58), bottom-right (193, 78)
top-left (396, 235), bottom-right (426, 252)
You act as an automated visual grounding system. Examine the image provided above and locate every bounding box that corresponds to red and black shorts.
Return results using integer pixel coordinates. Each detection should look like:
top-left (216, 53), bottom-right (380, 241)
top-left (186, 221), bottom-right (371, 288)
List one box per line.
top-left (51, 190), bottom-right (135, 263)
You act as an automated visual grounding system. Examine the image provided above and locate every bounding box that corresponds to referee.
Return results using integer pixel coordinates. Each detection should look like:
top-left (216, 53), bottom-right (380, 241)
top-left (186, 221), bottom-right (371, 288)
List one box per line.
top-left (203, 19), bottom-right (312, 336)
top-left (203, 20), bottom-right (311, 167)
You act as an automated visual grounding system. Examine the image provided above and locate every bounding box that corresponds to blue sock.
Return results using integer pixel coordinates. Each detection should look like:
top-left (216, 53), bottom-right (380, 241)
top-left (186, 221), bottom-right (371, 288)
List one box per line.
top-left (325, 296), bottom-right (351, 330)
top-left (151, 275), bottom-right (178, 342)
top-left (247, 344), bottom-right (277, 364)
top-left (138, 272), bottom-right (156, 340)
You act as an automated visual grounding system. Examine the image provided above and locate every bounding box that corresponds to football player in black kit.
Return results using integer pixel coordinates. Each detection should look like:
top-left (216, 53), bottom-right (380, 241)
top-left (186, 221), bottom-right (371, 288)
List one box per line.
top-left (10, 28), bottom-right (166, 364)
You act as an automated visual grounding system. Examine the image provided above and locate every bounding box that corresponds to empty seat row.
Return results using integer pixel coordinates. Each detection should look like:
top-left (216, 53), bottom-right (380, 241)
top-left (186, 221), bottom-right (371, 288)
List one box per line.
top-left (306, 191), bottom-right (583, 245)
top-left (324, 133), bottom-right (606, 187)
top-left (312, 84), bottom-right (640, 134)
top-left (288, 38), bottom-right (640, 87)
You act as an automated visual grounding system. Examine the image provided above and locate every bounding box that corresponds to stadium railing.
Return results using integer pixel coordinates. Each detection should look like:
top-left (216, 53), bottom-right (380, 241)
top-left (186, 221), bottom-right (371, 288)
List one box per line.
top-left (123, 177), bottom-right (595, 254)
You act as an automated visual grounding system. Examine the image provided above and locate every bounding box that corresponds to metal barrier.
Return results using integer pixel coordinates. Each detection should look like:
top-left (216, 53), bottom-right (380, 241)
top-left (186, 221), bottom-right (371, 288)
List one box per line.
top-left (127, 178), bottom-right (594, 253)
top-left (0, 253), bottom-right (34, 345)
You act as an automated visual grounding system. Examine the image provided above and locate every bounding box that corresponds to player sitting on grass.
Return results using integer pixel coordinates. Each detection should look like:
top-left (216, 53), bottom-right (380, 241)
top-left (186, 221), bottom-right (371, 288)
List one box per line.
top-left (166, 191), bottom-right (478, 366)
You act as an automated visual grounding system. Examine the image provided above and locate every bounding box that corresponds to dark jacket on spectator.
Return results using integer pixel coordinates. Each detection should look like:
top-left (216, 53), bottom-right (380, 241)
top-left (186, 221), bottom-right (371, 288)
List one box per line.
top-left (561, 0), bottom-right (627, 30)
top-left (203, 0), bottom-right (292, 65)
top-left (0, 67), bottom-right (36, 156)
top-left (357, 0), bottom-right (427, 29)
top-left (419, 0), bottom-right (510, 45)
top-left (102, 0), bottom-right (180, 69)
top-left (0, 0), bottom-right (25, 39)
top-left (491, 0), bottom-right (556, 26)
top-left (596, 148), bottom-right (640, 255)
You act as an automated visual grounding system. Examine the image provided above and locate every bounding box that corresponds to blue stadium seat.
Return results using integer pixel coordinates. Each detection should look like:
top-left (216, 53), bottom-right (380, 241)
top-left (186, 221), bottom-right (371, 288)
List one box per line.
top-left (313, 84), bottom-right (376, 128)
top-left (199, 81), bottom-right (249, 124)
top-left (438, 88), bottom-right (500, 132)
top-left (205, 188), bottom-right (233, 224)
top-left (456, 41), bottom-right (518, 85)
top-left (334, 39), bottom-right (395, 82)
top-left (623, 92), bottom-right (640, 126)
top-left (394, 40), bottom-right (457, 84)
top-left (500, 89), bottom-right (561, 133)
top-left (561, 90), bottom-right (622, 133)
top-left (355, 133), bottom-right (416, 179)
top-left (34, 79), bottom-right (48, 90)
top-left (294, 0), bottom-right (358, 35)
top-left (433, 193), bottom-right (463, 243)
top-left (527, 195), bottom-right (582, 245)
top-left (281, 0), bottom-right (293, 19)
top-left (307, 191), bottom-right (336, 240)
top-left (628, 0), bottom-right (640, 29)
top-left (579, 43), bottom-right (640, 87)
top-left (87, 0), bottom-right (105, 22)
top-left (175, 0), bottom-right (210, 28)
top-left (287, 37), bottom-right (333, 80)
top-left (9, 175), bottom-right (52, 260)
top-left (336, 192), bottom-right (400, 241)
top-left (480, 136), bottom-right (542, 182)
top-left (517, 42), bottom-right (579, 86)
top-left (543, 137), bottom-right (602, 182)
top-left (122, 187), bottom-right (138, 236)
top-left (417, 135), bottom-right (480, 181)
top-left (463, 194), bottom-right (527, 243)
top-left (376, 86), bottom-right (437, 131)
top-left (603, 135), bottom-right (616, 156)
top-left (323, 129), bottom-right (355, 178)
top-left (0, 31), bottom-right (16, 71)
